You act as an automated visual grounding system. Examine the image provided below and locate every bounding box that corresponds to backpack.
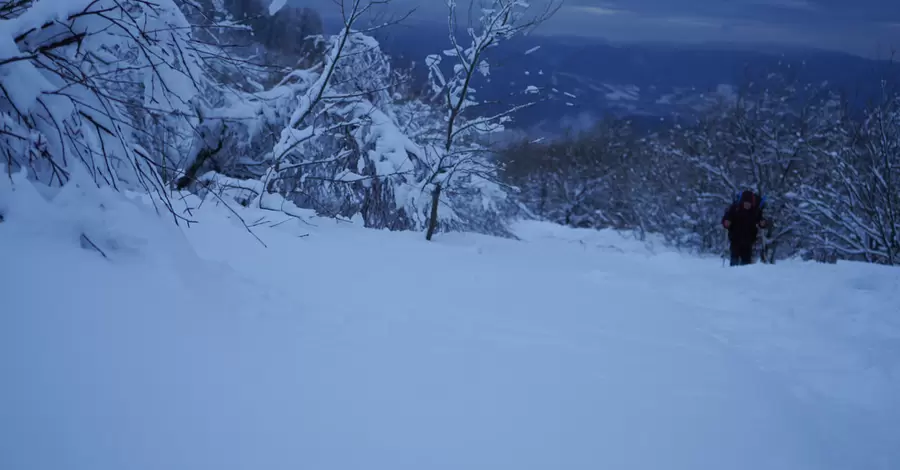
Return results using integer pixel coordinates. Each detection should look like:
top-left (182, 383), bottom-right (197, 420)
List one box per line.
top-left (732, 190), bottom-right (766, 210)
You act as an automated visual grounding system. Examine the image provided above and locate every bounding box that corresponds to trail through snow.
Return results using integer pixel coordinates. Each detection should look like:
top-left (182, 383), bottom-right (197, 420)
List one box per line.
top-left (2, 177), bottom-right (899, 470)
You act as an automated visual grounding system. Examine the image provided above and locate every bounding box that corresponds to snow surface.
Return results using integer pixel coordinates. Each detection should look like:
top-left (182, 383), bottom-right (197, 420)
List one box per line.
top-left (2, 173), bottom-right (900, 470)
top-left (268, 0), bottom-right (287, 15)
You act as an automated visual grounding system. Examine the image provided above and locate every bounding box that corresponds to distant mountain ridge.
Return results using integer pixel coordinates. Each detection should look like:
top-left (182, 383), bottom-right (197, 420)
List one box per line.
top-left (348, 19), bottom-right (897, 134)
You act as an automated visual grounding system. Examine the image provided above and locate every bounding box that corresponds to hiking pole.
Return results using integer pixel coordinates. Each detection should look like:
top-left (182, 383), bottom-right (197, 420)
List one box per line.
top-left (721, 230), bottom-right (728, 267)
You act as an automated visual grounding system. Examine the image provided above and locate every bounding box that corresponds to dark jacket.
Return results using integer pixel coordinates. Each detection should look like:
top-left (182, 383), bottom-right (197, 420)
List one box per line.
top-left (722, 191), bottom-right (767, 246)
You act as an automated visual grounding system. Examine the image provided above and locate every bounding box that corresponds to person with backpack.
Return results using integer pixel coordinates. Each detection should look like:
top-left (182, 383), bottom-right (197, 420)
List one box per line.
top-left (721, 190), bottom-right (768, 266)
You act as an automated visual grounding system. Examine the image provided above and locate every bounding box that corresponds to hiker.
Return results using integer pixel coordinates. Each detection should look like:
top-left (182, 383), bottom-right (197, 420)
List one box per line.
top-left (721, 190), bottom-right (768, 266)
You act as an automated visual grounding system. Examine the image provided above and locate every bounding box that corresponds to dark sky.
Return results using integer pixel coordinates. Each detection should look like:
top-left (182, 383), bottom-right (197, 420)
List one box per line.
top-left (289, 0), bottom-right (900, 57)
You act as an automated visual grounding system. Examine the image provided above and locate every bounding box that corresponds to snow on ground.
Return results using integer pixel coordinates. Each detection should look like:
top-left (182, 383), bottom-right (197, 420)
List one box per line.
top-left (2, 173), bottom-right (900, 470)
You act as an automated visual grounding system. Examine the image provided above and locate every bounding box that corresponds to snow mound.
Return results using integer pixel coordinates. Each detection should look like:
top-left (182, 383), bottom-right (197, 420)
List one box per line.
top-left (513, 219), bottom-right (669, 256)
top-left (0, 172), bottom-right (272, 470)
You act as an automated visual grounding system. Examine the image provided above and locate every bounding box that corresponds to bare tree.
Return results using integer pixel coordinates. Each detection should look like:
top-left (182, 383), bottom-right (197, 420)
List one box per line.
top-left (421, 0), bottom-right (561, 240)
top-left (498, 119), bottom-right (638, 229)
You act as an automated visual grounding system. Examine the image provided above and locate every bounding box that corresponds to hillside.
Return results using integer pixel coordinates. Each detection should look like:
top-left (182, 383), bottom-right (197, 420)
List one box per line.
top-left (2, 3), bottom-right (898, 467)
top-left (2, 172), bottom-right (899, 470)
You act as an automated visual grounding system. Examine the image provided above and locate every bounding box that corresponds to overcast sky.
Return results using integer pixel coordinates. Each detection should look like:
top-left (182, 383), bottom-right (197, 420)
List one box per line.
top-left (291, 0), bottom-right (900, 57)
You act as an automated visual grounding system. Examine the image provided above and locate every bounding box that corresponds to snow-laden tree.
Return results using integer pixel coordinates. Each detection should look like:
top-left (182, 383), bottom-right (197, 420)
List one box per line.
top-left (191, 0), bottom-right (325, 82)
top-left (798, 92), bottom-right (900, 265)
top-left (671, 77), bottom-right (843, 261)
top-left (184, 0), bottom-right (440, 230)
top-left (495, 69), bottom-right (898, 266)
top-left (419, 0), bottom-right (560, 240)
top-left (0, 0), bottom-right (561, 240)
top-left (191, 0), bottom-right (548, 237)
top-left (0, 0), bottom-right (229, 219)
top-left (170, 0), bottom-right (332, 192)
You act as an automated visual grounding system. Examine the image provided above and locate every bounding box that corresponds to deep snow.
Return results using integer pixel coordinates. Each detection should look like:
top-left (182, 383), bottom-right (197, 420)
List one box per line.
top-left (1, 172), bottom-right (899, 470)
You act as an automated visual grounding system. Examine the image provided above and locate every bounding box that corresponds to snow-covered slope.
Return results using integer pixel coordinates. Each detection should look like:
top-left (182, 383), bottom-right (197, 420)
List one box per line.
top-left (2, 174), bottom-right (899, 470)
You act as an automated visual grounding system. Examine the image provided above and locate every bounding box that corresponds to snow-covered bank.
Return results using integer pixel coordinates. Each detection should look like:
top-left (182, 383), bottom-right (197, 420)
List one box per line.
top-left (1, 175), bottom-right (899, 470)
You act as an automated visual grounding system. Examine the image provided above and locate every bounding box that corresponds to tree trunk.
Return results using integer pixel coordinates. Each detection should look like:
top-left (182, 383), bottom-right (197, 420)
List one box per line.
top-left (425, 182), bottom-right (442, 241)
top-left (175, 138), bottom-right (224, 190)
